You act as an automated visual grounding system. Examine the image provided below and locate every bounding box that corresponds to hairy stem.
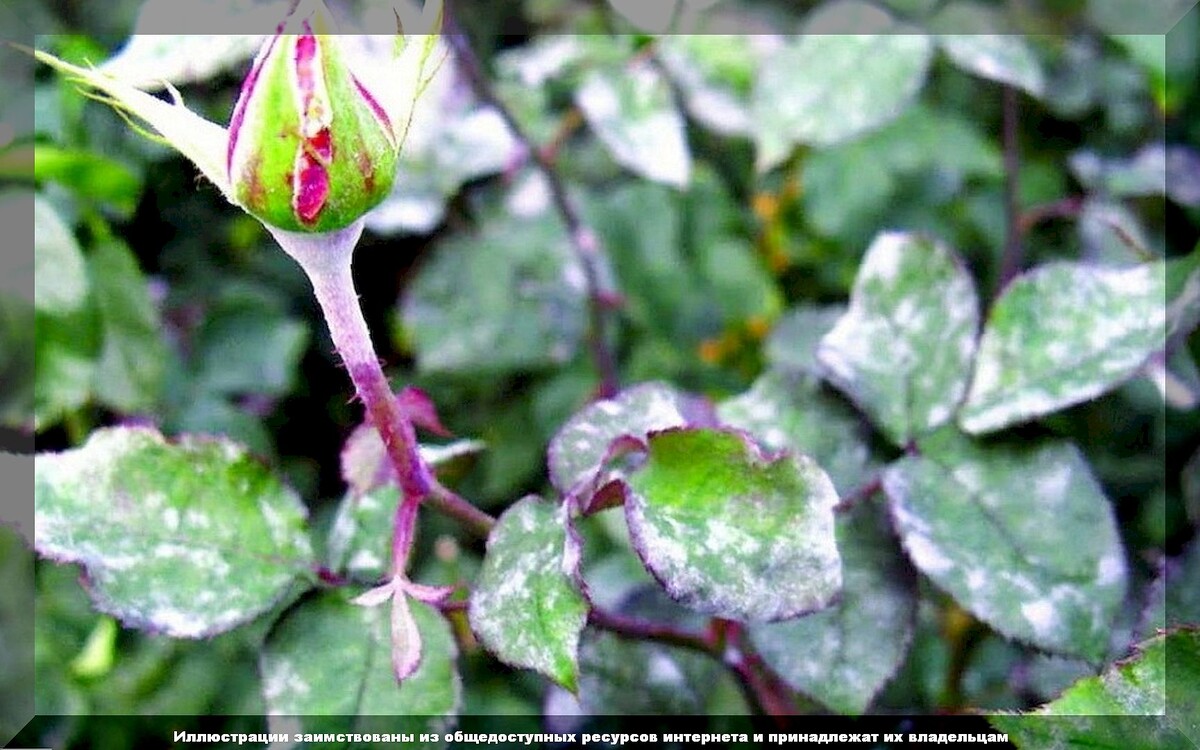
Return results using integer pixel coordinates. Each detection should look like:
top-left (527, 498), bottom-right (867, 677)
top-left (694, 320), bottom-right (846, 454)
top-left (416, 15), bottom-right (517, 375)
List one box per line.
top-left (268, 222), bottom-right (486, 580)
top-left (444, 13), bottom-right (621, 398)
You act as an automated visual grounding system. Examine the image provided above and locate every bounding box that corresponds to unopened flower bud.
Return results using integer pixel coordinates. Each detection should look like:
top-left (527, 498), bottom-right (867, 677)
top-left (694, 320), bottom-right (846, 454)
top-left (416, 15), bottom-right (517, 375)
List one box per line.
top-left (227, 0), bottom-right (398, 233)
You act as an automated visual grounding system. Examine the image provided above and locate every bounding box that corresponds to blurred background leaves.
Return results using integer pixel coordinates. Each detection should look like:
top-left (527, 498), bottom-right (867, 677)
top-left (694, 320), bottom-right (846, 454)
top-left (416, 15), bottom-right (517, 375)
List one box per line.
top-left (4, 0), bottom-right (1198, 740)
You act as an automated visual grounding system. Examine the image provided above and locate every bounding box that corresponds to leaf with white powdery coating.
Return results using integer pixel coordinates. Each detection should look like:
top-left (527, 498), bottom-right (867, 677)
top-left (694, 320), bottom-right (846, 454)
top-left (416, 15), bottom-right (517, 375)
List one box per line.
top-left (937, 35), bottom-right (1045, 97)
top-left (752, 2), bottom-right (933, 171)
top-left (960, 260), bottom-right (1167, 434)
top-left (929, 3), bottom-right (1045, 97)
top-left (35, 427), bottom-right (314, 638)
top-left (469, 496), bottom-right (588, 692)
top-left (990, 628), bottom-right (1200, 750)
top-left (261, 590), bottom-right (459, 728)
top-left (817, 232), bottom-right (979, 448)
top-left (626, 428), bottom-right (841, 622)
top-left (547, 381), bottom-right (690, 498)
top-left (883, 428), bottom-right (1126, 661)
top-left (576, 60), bottom-right (691, 187)
top-left (751, 504), bottom-right (917, 715)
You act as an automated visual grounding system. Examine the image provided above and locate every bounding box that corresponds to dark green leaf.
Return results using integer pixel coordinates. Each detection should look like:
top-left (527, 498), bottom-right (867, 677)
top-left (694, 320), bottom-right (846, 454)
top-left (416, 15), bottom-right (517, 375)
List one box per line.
top-left (884, 428), bottom-right (1126, 660)
top-left (626, 428), bottom-right (841, 621)
top-left (33, 306), bottom-right (101, 430)
top-left (191, 291), bottom-right (308, 397)
top-left (261, 591), bottom-right (459, 726)
top-left (469, 496), bottom-right (588, 691)
top-left (0, 295), bottom-right (37, 429)
top-left (751, 504), bottom-right (917, 715)
top-left (401, 214), bottom-right (586, 375)
top-left (35, 427), bottom-right (314, 637)
top-left (565, 586), bottom-right (723, 715)
top-left (89, 238), bottom-right (167, 414)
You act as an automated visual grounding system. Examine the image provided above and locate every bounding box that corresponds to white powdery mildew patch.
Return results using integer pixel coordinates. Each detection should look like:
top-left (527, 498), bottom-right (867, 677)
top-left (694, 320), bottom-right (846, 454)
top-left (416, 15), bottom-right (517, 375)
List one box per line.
top-left (257, 495), bottom-right (305, 550)
top-left (1096, 549), bottom-right (1126, 587)
top-left (1034, 460), bottom-right (1073, 503)
top-left (142, 606), bottom-right (213, 638)
top-left (161, 507), bottom-right (180, 533)
top-left (347, 548), bottom-right (384, 574)
top-left (262, 655), bottom-right (312, 709)
top-left (645, 650), bottom-right (687, 688)
top-left (860, 231), bottom-right (909, 283)
top-left (1020, 599), bottom-right (1060, 642)
top-left (901, 532), bottom-right (955, 575)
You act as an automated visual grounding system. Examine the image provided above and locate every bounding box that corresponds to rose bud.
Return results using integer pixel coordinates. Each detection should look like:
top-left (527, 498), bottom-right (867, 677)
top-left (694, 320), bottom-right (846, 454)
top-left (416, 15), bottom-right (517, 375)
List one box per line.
top-left (226, 0), bottom-right (399, 233)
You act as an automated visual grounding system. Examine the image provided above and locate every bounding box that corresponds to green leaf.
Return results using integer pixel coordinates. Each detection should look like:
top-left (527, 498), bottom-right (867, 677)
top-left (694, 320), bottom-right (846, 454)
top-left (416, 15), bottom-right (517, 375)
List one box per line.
top-left (33, 193), bottom-right (87, 314)
top-left (576, 60), bottom-right (691, 187)
top-left (89, 238), bottom-right (167, 414)
top-left (33, 145), bottom-right (143, 216)
top-left (261, 591), bottom-right (459, 727)
top-left (990, 629), bottom-right (1200, 750)
top-left (753, 2), bottom-right (933, 171)
top-left (34, 305), bottom-right (101, 430)
top-left (626, 428), bottom-right (841, 621)
top-left (468, 496), bottom-right (588, 691)
top-left (190, 289), bottom-right (308, 398)
top-left (547, 381), bottom-right (690, 498)
top-left (326, 487), bottom-right (399, 580)
top-left (401, 213), bottom-right (586, 375)
top-left (817, 232), bottom-right (980, 447)
top-left (751, 504), bottom-right (917, 715)
top-left (959, 260), bottom-right (1167, 434)
top-left (35, 427), bottom-right (314, 637)
top-left (0, 295), bottom-right (36, 429)
top-left (717, 369), bottom-right (876, 495)
top-left (803, 105), bottom-right (1002, 244)
top-left (883, 429), bottom-right (1126, 660)
top-left (1167, 247), bottom-right (1200, 343)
